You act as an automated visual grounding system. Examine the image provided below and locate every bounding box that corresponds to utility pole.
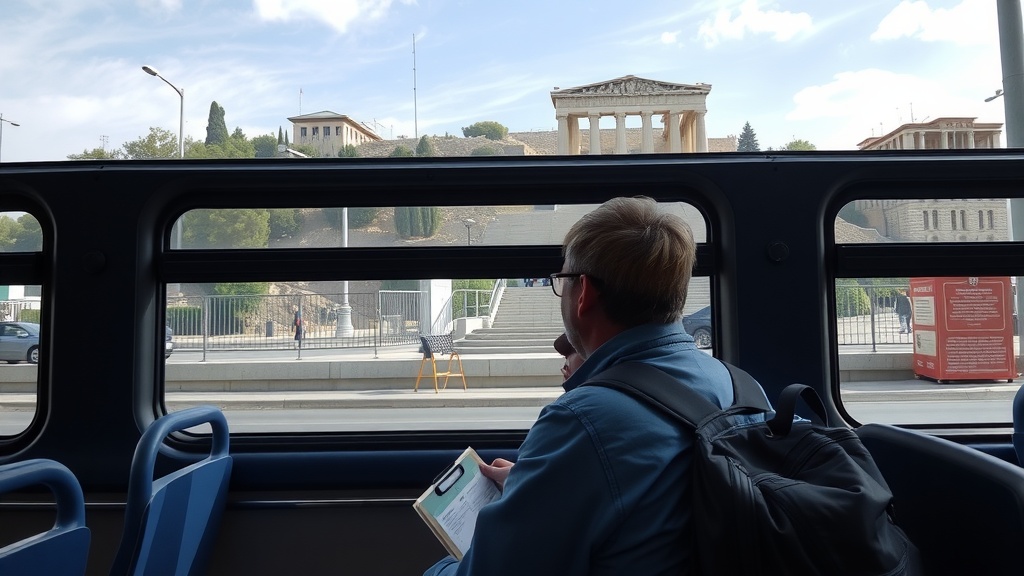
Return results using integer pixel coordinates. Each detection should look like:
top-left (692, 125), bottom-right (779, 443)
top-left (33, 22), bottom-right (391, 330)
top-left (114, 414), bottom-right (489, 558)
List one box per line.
top-left (997, 0), bottom-right (1024, 370)
top-left (413, 34), bottom-right (418, 140)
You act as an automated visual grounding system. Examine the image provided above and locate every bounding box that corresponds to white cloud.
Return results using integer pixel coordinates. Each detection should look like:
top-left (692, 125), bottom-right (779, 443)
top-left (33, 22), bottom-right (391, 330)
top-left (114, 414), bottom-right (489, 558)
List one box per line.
top-left (137, 0), bottom-right (183, 11)
top-left (661, 31), bottom-right (680, 44)
top-left (871, 0), bottom-right (995, 46)
top-left (786, 68), bottom-right (1004, 149)
top-left (252, 0), bottom-right (409, 33)
top-left (697, 0), bottom-right (813, 48)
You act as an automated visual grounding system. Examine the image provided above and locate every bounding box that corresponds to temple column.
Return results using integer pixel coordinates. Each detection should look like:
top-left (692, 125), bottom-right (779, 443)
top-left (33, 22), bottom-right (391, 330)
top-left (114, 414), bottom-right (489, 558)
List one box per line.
top-left (641, 111), bottom-right (654, 153)
top-left (940, 130), bottom-right (948, 149)
top-left (614, 113), bottom-right (627, 154)
top-left (569, 116), bottom-right (581, 154)
top-left (967, 130), bottom-right (976, 148)
top-left (696, 112), bottom-right (707, 152)
top-left (668, 112), bottom-right (682, 153)
top-left (588, 114), bottom-right (602, 155)
top-left (556, 113), bottom-right (569, 155)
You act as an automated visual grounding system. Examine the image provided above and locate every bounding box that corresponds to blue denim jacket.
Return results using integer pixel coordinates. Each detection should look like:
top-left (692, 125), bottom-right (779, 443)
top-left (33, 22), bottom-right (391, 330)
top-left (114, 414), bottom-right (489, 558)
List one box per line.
top-left (424, 322), bottom-right (767, 576)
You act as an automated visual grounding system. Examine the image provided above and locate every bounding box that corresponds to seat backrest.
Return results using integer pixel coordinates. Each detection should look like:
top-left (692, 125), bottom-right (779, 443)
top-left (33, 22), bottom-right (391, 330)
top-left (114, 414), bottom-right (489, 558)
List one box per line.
top-left (422, 334), bottom-right (454, 356)
top-left (856, 422), bottom-right (1024, 574)
top-left (110, 406), bottom-right (232, 576)
top-left (0, 459), bottom-right (91, 576)
top-left (419, 335), bottom-right (434, 359)
top-left (1013, 384), bottom-right (1024, 466)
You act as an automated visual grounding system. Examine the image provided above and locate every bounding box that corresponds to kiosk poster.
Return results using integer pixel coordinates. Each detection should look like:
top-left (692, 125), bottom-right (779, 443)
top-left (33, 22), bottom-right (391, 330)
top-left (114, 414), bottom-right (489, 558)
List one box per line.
top-left (910, 277), bottom-right (1016, 382)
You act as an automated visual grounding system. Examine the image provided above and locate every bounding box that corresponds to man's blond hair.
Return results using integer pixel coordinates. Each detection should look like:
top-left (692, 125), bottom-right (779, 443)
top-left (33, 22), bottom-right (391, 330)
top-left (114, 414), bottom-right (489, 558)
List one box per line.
top-left (562, 196), bottom-right (695, 326)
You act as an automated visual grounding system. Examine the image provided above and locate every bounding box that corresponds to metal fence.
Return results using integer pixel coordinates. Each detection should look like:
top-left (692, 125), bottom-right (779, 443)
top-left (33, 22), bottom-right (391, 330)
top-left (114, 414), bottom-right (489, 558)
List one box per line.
top-left (167, 291), bottom-right (422, 354)
top-left (835, 282), bottom-right (911, 349)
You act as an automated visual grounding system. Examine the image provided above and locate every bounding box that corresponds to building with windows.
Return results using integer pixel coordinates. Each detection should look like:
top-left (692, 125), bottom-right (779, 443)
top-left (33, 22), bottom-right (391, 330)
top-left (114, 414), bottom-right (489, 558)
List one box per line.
top-left (852, 117), bottom-right (1007, 242)
top-left (288, 111), bottom-right (382, 157)
top-left (857, 117), bottom-right (1002, 151)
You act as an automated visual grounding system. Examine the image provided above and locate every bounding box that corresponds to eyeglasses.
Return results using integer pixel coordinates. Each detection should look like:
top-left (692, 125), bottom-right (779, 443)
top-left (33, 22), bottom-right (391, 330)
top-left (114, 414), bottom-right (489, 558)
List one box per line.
top-left (549, 273), bottom-right (583, 297)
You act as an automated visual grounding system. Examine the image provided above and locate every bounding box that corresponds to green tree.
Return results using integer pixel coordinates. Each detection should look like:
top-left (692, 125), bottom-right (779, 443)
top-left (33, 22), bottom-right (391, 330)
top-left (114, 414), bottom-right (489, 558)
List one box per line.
top-left (393, 206), bottom-right (441, 238)
top-left (67, 147), bottom-right (124, 160)
top-left (285, 131), bottom-right (289, 146)
top-left (278, 126), bottom-right (284, 145)
top-left (415, 135), bottom-right (436, 157)
top-left (292, 143), bottom-right (317, 157)
top-left (737, 121), bottom-right (760, 152)
top-left (205, 101), bottom-right (229, 146)
top-left (462, 121), bottom-right (508, 141)
top-left (783, 138), bottom-right (816, 151)
top-left (252, 134), bottom-right (278, 158)
top-left (122, 127), bottom-right (179, 159)
top-left (470, 145), bottom-right (499, 156)
top-left (0, 214), bottom-right (42, 252)
top-left (269, 209), bottom-right (302, 238)
top-left (349, 207), bottom-right (379, 228)
top-left (390, 145), bottom-right (414, 157)
top-left (183, 209), bottom-right (270, 249)
top-left (12, 214), bottom-right (42, 252)
top-left (338, 144), bottom-right (360, 158)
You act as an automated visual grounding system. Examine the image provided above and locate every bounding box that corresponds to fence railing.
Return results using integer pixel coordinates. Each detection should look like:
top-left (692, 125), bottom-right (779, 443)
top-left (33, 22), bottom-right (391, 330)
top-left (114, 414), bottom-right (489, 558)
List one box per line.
top-left (835, 282), bottom-right (911, 350)
top-left (167, 291), bottom-right (422, 355)
top-left (429, 289), bottom-right (493, 335)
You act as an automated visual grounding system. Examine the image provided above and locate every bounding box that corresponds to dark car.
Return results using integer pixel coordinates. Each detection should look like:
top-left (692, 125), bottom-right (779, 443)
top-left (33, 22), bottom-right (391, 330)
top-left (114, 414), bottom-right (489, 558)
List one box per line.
top-left (165, 325), bottom-right (174, 358)
top-left (682, 306), bottom-right (712, 349)
top-left (0, 321), bottom-right (40, 364)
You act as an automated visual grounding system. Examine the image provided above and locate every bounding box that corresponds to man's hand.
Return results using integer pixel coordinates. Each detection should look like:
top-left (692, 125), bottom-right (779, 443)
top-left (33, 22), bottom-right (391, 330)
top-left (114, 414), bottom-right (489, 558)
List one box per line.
top-left (480, 458), bottom-right (515, 491)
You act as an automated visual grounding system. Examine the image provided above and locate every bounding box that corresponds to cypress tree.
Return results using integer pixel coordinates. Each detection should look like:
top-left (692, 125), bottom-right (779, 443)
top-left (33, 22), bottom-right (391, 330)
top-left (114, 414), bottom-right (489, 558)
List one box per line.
top-left (205, 101), bottom-right (229, 146)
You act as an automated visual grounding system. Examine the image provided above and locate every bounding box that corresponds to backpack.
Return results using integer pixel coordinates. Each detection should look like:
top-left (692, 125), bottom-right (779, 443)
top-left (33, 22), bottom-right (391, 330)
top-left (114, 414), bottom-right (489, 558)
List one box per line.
top-left (588, 361), bottom-right (921, 576)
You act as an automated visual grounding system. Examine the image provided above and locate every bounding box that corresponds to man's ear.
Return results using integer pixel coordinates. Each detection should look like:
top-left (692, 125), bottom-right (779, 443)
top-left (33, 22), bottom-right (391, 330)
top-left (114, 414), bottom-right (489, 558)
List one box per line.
top-left (575, 274), bottom-right (601, 317)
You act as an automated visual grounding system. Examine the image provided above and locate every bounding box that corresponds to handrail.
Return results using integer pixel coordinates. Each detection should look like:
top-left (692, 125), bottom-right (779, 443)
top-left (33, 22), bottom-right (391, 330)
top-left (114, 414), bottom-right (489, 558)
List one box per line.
top-left (488, 279), bottom-right (507, 327)
top-left (429, 288), bottom-right (492, 335)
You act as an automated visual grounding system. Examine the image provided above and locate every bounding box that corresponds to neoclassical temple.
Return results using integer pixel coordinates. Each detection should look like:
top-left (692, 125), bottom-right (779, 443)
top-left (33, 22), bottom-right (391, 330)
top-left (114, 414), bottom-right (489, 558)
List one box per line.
top-left (551, 75), bottom-right (711, 155)
top-left (857, 117), bottom-right (1002, 150)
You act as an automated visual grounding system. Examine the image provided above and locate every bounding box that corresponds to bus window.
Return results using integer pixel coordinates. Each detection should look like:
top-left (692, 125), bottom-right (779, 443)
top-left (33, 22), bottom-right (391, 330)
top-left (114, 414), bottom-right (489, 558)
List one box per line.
top-left (162, 201), bottom-right (712, 433)
top-left (0, 212), bottom-right (43, 437)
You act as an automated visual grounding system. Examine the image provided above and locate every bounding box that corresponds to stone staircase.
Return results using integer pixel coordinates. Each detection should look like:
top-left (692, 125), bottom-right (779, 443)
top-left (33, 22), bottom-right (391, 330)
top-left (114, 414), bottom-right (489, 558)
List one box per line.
top-left (456, 286), bottom-right (565, 354)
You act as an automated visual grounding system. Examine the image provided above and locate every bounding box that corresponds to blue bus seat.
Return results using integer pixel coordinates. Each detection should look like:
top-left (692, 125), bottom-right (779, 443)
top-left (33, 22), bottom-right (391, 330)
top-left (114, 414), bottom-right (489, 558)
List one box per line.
top-left (1013, 383), bottom-right (1024, 466)
top-left (0, 459), bottom-right (91, 576)
top-left (857, 422), bottom-right (1024, 574)
top-left (414, 334), bottom-right (467, 393)
top-left (110, 406), bottom-right (232, 576)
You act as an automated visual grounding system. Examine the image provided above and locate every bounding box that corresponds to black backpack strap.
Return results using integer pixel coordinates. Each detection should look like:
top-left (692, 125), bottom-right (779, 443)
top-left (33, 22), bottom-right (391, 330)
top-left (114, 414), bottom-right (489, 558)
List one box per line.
top-left (586, 361), bottom-right (772, 427)
top-left (766, 384), bottom-right (828, 436)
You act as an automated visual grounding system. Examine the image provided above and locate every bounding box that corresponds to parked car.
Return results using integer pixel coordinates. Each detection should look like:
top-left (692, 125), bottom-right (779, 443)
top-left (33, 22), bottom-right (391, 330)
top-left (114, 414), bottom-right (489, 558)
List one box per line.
top-left (682, 306), bottom-right (712, 349)
top-left (165, 325), bottom-right (174, 358)
top-left (0, 321), bottom-right (40, 364)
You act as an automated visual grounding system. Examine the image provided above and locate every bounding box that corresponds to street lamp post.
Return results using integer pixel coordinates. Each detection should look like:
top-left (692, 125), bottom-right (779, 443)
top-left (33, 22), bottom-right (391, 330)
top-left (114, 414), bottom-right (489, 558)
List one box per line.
top-left (462, 218), bottom-right (476, 246)
top-left (0, 114), bottom-right (21, 163)
top-left (141, 65), bottom-right (184, 159)
top-left (143, 66), bottom-right (185, 297)
top-left (335, 207), bottom-right (355, 337)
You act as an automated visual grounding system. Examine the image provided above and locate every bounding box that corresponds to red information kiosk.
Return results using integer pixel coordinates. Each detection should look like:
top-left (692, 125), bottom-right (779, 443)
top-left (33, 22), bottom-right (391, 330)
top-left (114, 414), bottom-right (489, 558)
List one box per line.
top-left (910, 277), bottom-right (1016, 382)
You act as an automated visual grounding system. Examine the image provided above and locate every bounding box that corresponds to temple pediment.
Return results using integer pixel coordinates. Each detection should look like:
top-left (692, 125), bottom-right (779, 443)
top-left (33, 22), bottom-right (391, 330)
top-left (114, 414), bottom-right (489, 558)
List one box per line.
top-left (551, 75), bottom-right (710, 99)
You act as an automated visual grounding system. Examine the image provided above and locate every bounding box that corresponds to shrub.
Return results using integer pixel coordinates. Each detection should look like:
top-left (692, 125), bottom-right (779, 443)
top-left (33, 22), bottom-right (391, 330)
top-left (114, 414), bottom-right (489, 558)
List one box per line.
top-left (836, 280), bottom-right (871, 317)
top-left (18, 308), bottom-right (40, 323)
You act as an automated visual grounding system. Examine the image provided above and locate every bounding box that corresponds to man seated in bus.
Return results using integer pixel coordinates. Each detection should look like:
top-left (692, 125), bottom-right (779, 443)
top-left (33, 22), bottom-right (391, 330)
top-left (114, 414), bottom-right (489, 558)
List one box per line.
top-left (424, 196), bottom-right (767, 576)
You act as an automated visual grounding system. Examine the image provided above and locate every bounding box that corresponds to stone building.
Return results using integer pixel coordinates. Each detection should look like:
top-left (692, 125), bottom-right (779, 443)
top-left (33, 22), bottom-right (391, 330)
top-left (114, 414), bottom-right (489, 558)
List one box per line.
top-left (850, 117), bottom-right (1007, 242)
top-left (856, 117), bottom-right (1002, 151)
top-left (288, 111), bottom-right (382, 158)
top-left (550, 75), bottom-right (712, 155)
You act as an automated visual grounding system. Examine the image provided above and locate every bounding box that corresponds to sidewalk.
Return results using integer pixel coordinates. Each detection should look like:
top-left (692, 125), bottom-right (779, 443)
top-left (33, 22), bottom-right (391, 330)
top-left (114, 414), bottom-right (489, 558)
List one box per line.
top-left (2, 378), bottom-right (1019, 412)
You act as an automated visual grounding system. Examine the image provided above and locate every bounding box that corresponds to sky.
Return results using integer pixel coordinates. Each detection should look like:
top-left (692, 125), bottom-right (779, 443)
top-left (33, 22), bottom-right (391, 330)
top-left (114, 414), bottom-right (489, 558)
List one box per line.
top-left (0, 0), bottom-right (1012, 162)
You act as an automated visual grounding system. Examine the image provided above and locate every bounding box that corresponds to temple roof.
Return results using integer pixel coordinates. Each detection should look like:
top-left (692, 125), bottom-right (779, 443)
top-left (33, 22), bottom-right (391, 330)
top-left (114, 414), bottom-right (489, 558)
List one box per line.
top-left (551, 75), bottom-right (711, 103)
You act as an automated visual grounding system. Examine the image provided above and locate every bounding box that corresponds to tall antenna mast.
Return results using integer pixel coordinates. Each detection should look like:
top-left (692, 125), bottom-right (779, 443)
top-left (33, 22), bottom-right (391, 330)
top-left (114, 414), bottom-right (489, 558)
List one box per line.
top-left (413, 34), bottom-right (418, 140)
top-left (299, 88), bottom-right (303, 115)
